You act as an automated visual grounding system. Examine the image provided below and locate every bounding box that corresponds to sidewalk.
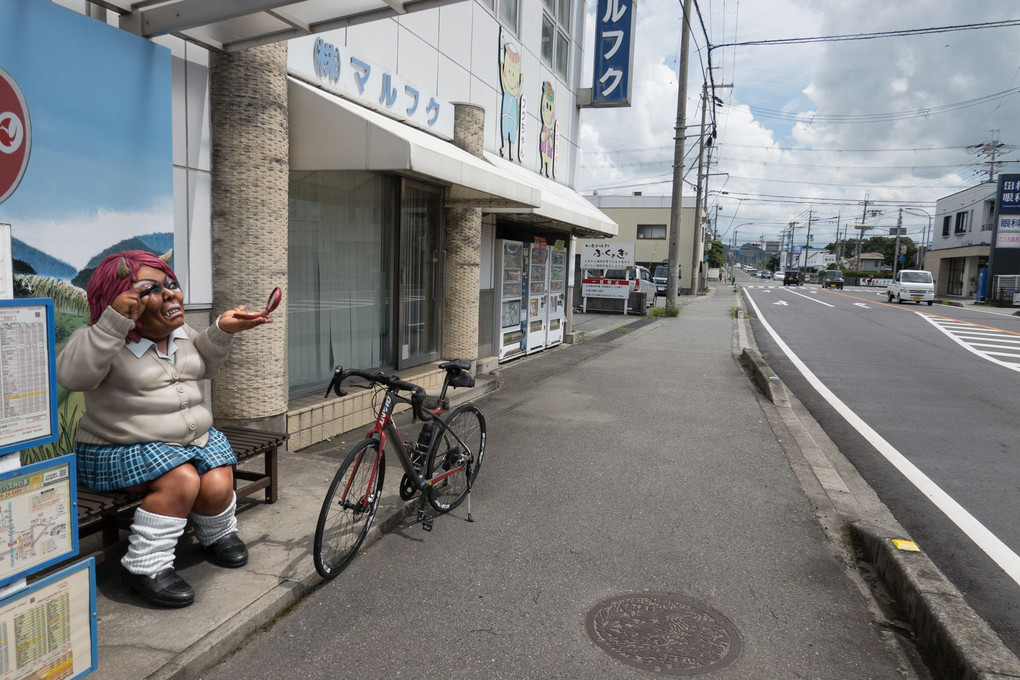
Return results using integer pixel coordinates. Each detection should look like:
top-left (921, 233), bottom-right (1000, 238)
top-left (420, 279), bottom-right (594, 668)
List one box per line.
top-left (86, 284), bottom-right (1011, 679)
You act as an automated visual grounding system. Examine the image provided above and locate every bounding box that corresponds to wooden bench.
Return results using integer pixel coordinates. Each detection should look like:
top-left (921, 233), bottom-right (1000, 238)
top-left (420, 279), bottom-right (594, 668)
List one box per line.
top-left (70, 426), bottom-right (287, 569)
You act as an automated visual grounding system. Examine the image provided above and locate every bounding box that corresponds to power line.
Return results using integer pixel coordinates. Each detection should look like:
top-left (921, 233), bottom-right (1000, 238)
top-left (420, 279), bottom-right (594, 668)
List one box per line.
top-left (744, 86), bottom-right (1020, 124)
top-left (710, 18), bottom-right (1020, 51)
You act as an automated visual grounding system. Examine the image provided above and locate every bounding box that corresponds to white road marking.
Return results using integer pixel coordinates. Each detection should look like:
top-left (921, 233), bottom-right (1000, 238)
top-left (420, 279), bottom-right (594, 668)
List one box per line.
top-left (784, 289), bottom-right (835, 307)
top-left (918, 313), bottom-right (1020, 373)
top-left (853, 303), bottom-right (870, 309)
top-left (743, 290), bottom-right (1020, 588)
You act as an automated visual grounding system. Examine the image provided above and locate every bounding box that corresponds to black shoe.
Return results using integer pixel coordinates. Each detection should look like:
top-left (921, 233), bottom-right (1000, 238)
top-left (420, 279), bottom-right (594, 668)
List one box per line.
top-left (122, 567), bottom-right (195, 608)
top-left (205, 532), bottom-right (248, 568)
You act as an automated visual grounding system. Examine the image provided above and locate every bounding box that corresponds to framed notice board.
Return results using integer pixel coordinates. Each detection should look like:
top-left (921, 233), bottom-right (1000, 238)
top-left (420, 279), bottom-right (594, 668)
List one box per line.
top-left (0, 558), bottom-right (97, 679)
top-left (0, 298), bottom-right (57, 456)
top-left (0, 454), bottom-right (79, 586)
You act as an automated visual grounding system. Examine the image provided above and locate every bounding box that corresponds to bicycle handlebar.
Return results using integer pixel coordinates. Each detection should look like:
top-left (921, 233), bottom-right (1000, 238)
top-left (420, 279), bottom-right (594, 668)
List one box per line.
top-left (324, 367), bottom-right (434, 421)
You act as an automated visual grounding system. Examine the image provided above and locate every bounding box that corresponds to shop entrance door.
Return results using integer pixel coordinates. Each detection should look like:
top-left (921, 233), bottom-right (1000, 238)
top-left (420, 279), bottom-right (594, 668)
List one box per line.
top-left (398, 182), bottom-right (442, 368)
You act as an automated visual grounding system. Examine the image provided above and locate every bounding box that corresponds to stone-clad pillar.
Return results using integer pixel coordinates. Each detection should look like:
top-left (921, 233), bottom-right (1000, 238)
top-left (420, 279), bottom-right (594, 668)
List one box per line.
top-left (209, 43), bottom-right (289, 430)
top-left (443, 103), bottom-right (485, 363)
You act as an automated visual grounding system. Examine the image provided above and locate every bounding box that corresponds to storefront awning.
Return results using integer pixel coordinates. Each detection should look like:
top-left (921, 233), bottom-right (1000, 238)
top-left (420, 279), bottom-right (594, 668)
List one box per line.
top-left (289, 78), bottom-right (540, 210)
top-left (100, 0), bottom-right (468, 53)
top-left (482, 152), bottom-right (618, 238)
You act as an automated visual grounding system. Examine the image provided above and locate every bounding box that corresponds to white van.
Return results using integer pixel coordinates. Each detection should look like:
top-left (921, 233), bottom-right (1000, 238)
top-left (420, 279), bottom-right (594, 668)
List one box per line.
top-left (887, 270), bottom-right (935, 306)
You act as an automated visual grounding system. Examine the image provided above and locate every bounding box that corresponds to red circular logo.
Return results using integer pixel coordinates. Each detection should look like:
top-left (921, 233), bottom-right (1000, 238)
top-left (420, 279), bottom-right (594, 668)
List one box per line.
top-left (0, 67), bottom-right (31, 205)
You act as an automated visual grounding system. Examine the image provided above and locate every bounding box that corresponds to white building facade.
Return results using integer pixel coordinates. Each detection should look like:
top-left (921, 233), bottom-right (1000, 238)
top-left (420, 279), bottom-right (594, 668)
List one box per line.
top-left (929, 182), bottom-right (996, 298)
top-left (20, 0), bottom-right (619, 451)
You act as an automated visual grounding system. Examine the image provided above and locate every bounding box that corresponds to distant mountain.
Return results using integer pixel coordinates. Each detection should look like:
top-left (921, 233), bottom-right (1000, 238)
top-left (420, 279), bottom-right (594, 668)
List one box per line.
top-left (73, 232), bottom-right (175, 289)
top-left (11, 239), bottom-right (77, 279)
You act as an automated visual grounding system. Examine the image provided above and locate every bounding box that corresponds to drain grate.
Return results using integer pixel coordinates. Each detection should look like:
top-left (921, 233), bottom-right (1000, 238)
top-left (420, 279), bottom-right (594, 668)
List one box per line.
top-left (586, 593), bottom-right (742, 676)
top-left (589, 318), bottom-right (657, 343)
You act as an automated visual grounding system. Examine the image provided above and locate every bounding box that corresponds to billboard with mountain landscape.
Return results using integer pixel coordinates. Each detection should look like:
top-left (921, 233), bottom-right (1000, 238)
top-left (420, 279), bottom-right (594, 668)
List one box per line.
top-left (1, 0), bottom-right (172, 462)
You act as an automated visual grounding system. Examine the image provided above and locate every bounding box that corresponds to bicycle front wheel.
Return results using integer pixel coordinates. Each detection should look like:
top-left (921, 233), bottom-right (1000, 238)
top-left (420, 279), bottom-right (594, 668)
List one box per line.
top-left (313, 439), bottom-right (385, 580)
top-left (426, 404), bottom-right (485, 513)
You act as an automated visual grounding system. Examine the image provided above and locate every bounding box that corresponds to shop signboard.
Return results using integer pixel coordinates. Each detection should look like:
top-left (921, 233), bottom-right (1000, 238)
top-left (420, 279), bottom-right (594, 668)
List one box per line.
top-left (591, 0), bottom-right (636, 106)
top-left (288, 33), bottom-right (454, 139)
top-left (581, 278), bottom-right (629, 299)
top-left (580, 241), bottom-right (634, 269)
top-left (989, 174), bottom-right (1020, 283)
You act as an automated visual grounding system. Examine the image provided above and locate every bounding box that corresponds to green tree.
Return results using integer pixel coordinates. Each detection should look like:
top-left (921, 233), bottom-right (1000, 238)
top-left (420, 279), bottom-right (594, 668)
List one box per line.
top-left (766, 255), bottom-right (780, 271)
top-left (708, 239), bottom-right (724, 268)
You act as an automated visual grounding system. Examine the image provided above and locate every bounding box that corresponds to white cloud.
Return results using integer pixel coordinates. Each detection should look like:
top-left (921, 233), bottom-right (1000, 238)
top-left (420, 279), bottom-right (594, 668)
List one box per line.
top-left (577, 0), bottom-right (1020, 249)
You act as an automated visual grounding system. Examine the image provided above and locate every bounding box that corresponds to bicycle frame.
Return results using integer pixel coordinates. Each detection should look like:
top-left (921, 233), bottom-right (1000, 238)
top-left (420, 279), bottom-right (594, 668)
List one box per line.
top-left (344, 383), bottom-right (476, 525)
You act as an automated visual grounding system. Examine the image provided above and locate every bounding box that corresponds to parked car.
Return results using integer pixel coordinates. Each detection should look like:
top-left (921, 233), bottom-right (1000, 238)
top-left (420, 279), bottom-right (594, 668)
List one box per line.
top-left (783, 270), bottom-right (802, 286)
top-left (886, 269), bottom-right (934, 305)
top-left (819, 270), bottom-right (844, 289)
top-left (605, 266), bottom-right (657, 307)
top-left (652, 263), bottom-right (682, 296)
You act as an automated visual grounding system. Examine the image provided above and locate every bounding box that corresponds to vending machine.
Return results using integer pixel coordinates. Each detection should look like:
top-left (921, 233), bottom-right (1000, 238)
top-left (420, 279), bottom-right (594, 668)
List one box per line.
top-left (496, 240), bottom-right (526, 362)
top-left (546, 246), bottom-right (566, 346)
top-left (526, 241), bottom-right (549, 354)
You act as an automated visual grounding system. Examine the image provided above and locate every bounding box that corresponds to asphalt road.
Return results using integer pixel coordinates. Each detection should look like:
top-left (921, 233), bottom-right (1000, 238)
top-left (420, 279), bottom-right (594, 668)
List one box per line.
top-left (200, 290), bottom-right (911, 679)
top-left (741, 273), bottom-right (1020, 657)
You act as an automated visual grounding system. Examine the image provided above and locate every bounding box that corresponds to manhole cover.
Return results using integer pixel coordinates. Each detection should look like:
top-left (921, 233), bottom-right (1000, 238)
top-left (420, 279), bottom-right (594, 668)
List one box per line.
top-left (586, 593), bottom-right (742, 675)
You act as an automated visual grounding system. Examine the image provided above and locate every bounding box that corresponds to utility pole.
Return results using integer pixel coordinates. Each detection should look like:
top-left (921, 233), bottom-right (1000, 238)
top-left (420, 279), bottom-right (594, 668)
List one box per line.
top-left (691, 81), bottom-right (709, 294)
top-left (667, 0), bottom-right (693, 300)
top-left (786, 221), bottom-right (796, 269)
top-left (856, 194), bottom-right (871, 270)
top-left (892, 208), bottom-right (903, 277)
top-left (803, 209), bottom-right (813, 270)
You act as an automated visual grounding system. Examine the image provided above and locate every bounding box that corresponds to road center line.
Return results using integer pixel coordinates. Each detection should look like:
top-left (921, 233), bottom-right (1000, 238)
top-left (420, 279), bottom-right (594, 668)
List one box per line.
top-left (743, 290), bottom-right (1020, 588)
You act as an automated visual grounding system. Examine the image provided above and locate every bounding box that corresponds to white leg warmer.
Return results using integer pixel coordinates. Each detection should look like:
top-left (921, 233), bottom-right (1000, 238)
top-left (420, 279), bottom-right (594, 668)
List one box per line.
top-left (189, 493), bottom-right (238, 547)
top-left (121, 508), bottom-right (187, 577)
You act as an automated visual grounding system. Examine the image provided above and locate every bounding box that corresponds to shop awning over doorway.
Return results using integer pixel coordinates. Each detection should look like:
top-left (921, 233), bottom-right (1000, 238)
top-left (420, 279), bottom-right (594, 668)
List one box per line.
top-left (483, 152), bottom-right (618, 238)
top-left (102, 0), bottom-right (468, 53)
top-left (289, 78), bottom-right (540, 210)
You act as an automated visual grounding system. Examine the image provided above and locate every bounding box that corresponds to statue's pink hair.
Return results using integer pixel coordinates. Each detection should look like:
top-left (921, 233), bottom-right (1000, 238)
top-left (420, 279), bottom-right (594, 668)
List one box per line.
top-left (86, 250), bottom-right (176, 343)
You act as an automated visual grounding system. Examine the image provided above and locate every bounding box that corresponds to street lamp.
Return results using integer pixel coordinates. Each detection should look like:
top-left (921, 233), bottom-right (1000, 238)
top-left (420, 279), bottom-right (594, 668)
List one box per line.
top-left (901, 207), bottom-right (932, 269)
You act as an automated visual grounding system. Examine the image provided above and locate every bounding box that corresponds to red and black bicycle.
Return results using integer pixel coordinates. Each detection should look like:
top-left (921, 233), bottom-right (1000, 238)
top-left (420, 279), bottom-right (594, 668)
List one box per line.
top-left (312, 360), bottom-right (485, 580)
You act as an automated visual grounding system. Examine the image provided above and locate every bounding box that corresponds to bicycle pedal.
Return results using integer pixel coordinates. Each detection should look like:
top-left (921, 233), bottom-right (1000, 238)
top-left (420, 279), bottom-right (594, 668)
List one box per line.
top-left (421, 514), bottom-right (433, 532)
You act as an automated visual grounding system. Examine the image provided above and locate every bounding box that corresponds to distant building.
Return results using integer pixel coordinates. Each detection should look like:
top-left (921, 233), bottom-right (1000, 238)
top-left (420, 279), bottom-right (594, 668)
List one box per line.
top-left (846, 252), bottom-right (885, 272)
top-left (586, 194), bottom-right (699, 292)
top-left (927, 182), bottom-right (996, 298)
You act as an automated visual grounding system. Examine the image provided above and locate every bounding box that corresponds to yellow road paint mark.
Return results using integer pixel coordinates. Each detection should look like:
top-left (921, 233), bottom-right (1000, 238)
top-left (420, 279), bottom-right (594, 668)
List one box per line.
top-left (892, 539), bottom-right (921, 552)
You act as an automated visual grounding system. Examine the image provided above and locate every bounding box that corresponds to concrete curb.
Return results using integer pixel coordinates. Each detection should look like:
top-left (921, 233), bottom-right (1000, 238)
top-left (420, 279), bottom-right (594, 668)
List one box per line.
top-left (850, 523), bottom-right (1020, 680)
top-left (734, 285), bottom-right (1020, 680)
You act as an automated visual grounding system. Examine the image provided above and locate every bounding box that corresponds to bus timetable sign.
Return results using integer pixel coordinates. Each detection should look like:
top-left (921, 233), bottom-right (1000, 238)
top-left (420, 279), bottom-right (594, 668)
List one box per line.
top-left (0, 66), bottom-right (31, 205)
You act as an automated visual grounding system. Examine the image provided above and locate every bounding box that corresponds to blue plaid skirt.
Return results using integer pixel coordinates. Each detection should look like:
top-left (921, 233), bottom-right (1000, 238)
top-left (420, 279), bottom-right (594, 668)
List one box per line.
top-left (75, 427), bottom-right (237, 491)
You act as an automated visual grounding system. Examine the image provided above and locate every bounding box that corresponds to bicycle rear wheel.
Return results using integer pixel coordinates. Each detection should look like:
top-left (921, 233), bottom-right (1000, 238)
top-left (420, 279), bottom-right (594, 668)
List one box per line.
top-left (426, 404), bottom-right (485, 513)
top-left (313, 439), bottom-right (385, 579)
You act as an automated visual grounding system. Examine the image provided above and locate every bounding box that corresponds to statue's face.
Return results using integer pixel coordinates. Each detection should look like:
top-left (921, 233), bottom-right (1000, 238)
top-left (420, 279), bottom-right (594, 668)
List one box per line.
top-left (133, 264), bottom-right (185, 341)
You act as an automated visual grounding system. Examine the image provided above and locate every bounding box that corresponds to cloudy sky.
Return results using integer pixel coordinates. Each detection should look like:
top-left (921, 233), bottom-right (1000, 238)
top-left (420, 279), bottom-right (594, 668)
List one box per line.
top-left (577, 0), bottom-right (1020, 251)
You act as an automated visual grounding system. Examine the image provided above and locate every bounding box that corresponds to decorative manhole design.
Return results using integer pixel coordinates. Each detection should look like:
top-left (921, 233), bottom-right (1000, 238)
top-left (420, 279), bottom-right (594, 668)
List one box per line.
top-left (590, 318), bottom-right (657, 343)
top-left (586, 593), bottom-right (742, 676)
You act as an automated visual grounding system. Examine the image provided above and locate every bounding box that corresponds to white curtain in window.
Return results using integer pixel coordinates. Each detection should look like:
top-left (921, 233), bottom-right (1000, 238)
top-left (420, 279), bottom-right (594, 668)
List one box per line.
top-left (288, 171), bottom-right (395, 396)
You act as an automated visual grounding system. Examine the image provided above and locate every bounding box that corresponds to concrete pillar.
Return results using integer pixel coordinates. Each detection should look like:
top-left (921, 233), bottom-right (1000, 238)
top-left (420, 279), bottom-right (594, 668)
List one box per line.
top-left (209, 43), bottom-right (289, 430)
top-left (443, 103), bottom-right (485, 363)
